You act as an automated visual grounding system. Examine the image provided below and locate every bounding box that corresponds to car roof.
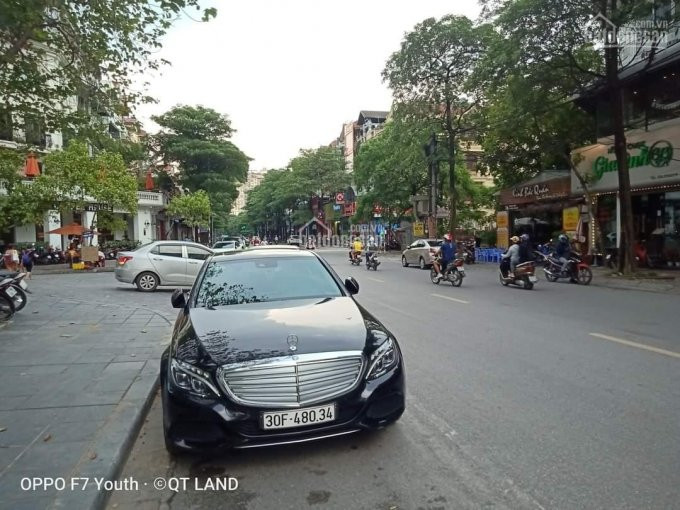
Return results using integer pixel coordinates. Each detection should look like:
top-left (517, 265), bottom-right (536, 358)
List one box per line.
top-left (151, 240), bottom-right (209, 247)
top-left (211, 246), bottom-right (307, 261)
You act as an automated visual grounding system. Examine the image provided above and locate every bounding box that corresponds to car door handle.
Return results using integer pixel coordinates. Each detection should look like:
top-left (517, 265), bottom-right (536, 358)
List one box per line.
top-left (152, 257), bottom-right (162, 261)
top-left (188, 261), bottom-right (199, 264)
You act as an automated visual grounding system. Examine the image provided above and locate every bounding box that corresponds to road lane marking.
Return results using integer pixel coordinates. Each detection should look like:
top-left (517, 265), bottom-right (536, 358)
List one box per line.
top-left (589, 333), bottom-right (680, 360)
top-left (371, 301), bottom-right (422, 321)
top-left (431, 293), bottom-right (469, 304)
top-left (367, 277), bottom-right (385, 283)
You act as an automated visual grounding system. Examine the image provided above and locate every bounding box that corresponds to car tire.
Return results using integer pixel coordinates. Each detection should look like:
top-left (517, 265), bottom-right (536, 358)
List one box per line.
top-left (401, 256), bottom-right (409, 267)
top-left (419, 257), bottom-right (426, 270)
top-left (161, 383), bottom-right (184, 456)
top-left (135, 271), bottom-right (159, 292)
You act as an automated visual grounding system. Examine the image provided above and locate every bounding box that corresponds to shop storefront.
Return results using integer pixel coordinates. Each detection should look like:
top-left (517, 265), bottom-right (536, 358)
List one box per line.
top-left (572, 118), bottom-right (680, 268)
top-left (498, 171), bottom-right (582, 247)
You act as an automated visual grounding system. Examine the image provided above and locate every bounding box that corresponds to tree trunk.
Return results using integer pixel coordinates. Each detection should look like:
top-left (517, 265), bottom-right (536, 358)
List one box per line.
top-left (604, 36), bottom-right (635, 274)
top-left (445, 101), bottom-right (457, 236)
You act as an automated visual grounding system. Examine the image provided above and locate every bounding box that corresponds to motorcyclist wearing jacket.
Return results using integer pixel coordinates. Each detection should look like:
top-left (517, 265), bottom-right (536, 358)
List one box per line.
top-left (518, 233), bottom-right (532, 263)
top-left (433, 234), bottom-right (456, 280)
top-left (502, 236), bottom-right (521, 277)
top-left (555, 234), bottom-right (571, 274)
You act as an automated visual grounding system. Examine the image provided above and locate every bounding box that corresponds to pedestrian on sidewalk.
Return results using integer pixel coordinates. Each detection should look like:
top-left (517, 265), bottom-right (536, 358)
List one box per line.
top-left (3, 243), bottom-right (19, 271)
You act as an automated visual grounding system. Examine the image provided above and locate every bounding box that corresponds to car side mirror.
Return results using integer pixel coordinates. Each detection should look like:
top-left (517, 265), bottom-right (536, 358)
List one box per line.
top-left (171, 288), bottom-right (187, 308)
top-left (344, 277), bottom-right (359, 295)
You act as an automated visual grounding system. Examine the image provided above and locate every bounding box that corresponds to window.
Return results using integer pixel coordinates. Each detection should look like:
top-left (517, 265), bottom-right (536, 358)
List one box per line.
top-left (24, 116), bottom-right (44, 147)
top-left (195, 256), bottom-right (342, 307)
top-left (152, 244), bottom-right (183, 258)
top-left (187, 246), bottom-right (211, 260)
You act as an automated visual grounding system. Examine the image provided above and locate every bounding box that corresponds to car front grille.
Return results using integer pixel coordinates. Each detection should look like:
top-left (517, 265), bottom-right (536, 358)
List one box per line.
top-left (217, 351), bottom-right (365, 408)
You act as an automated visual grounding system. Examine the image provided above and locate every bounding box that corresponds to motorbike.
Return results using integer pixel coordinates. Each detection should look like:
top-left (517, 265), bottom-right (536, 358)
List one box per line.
top-left (430, 256), bottom-right (465, 287)
top-left (540, 251), bottom-right (593, 285)
top-left (349, 251), bottom-right (362, 266)
top-left (460, 242), bottom-right (476, 264)
top-left (0, 271), bottom-right (29, 311)
top-left (365, 252), bottom-right (380, 271)
top-left (0, 277), bottom-right (18, 321)
top-left (499, 259), bottom-right (537, 290)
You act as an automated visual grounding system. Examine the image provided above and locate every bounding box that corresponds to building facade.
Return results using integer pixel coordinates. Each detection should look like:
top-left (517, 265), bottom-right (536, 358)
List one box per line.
top-left (231, 170), bottom-right (267, 216)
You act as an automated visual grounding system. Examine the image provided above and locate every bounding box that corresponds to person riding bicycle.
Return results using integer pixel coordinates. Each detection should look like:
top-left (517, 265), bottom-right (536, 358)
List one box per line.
top-left (351, 237), bottom-right (363, 262)
top-left (555, 234), bottom-right (571, 274)
top-left (433, 234), bottom-right (456, 281)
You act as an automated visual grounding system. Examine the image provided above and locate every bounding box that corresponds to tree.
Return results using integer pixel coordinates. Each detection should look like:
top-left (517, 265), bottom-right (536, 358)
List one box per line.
top-left (383, 15), bottom-right (490, 235)
top-left (482, 0), bottom-right (677, 273)
top-left (0, 0), bottom-right (216, 134)
top-left (151, 105), bottom-right (250, 227)
top-left (288, 146), bottom-right (349, 201)
top-left (166, 190), bottom-right (211, 241)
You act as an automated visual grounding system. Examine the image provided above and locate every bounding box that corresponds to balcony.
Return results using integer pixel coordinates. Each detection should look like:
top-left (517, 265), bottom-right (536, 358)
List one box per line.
top-left (137, 191), bottom-right (166, 208)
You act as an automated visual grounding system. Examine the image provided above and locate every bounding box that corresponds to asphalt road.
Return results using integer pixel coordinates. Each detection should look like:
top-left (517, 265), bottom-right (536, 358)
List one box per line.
top-left (108, 249), bottom-right (680, 510)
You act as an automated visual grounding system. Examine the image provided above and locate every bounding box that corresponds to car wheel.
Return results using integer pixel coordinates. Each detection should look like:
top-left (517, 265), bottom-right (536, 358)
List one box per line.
top-left (135, 271), bottom-right (159, 292)
top-left (419, 257), bottom-right (426, 270)
top-left (401, 256), bottom-right (409, 267)
top-left (161, 383), bottom-right (184, 456)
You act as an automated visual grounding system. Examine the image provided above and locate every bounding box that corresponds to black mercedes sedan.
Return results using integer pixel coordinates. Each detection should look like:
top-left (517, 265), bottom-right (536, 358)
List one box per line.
top-left (161, 247), bottom-right (405, 454)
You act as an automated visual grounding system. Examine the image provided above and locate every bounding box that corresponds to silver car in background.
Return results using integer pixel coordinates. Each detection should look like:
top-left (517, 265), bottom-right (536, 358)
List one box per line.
top-left (401, 239), bottom-right (443, 269)
top-left (115, 241), bottom-right (213, 291)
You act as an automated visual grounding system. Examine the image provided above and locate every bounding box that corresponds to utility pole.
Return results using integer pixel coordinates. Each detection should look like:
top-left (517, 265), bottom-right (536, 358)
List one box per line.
top-left (423, 133), bottom-right (439, 238)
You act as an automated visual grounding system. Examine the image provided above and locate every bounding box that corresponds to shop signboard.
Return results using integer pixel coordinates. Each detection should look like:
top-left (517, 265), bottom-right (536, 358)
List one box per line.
top-left (563, 206), bottom-right (580, 232)
top-left (496, 211), bottom-right (509, 229)
top-left (413, 221), bottom-right (424, 236)
top-left (499, 176), bottom-right (571, 206)
top-left (572, 120), bottom-right (680, 193)
top-left (497, 228), bottom-right (509, 249)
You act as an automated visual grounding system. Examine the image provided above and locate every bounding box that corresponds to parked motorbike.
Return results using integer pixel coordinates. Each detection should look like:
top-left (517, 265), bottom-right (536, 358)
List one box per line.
top-left (0, 277), bottom-right (18, 321)
top-left (539, 251), bottom-right (592, 285)
top-left (365, 252), bottom-right (380, 271)
top-left (499, 259), bottom-right (537, 290)
top-left (430, 257), bottom-right (464, 287)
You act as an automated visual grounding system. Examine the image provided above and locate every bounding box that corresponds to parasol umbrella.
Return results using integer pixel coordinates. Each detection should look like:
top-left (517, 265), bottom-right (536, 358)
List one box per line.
top-left (47, 223), bottom-right (85, 236)
top-left (145, 170), bottom-right (154, 191)
top-left (24, 153), bottom-right (40, 177)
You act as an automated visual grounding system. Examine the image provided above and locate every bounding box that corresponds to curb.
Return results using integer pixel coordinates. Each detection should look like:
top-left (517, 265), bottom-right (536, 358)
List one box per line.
top-left (33, 268), bottom-right (116, 276)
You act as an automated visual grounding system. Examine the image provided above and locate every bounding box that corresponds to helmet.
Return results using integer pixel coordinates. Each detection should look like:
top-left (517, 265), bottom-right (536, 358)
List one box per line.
top-left (520, 234), bottom-right (530, 241)
top-left (443, 233), bottom-right (452, 241)
top-left (510, 235), bottom-right (520, 243)
top-left (558, 234), bottom-right (568, 242)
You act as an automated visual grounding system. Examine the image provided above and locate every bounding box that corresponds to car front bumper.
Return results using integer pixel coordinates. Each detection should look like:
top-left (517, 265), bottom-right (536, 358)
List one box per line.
top-left (161, 349), bottom-right (405, 452)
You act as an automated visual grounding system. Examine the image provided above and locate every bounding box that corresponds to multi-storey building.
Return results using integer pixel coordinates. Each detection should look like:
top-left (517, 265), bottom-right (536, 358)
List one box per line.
top-left (231, 170), bottom-right (267, 216)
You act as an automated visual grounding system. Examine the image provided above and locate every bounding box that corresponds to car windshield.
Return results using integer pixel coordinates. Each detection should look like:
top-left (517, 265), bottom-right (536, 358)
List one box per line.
top-left (195, 256), bottom-right (342, 307)
top-left (213, 242), bottom-right (235, 249)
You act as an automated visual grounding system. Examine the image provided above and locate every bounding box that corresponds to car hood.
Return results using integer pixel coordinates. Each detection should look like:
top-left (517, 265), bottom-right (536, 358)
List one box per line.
top-left (187, 297), bottom-right (369, 365)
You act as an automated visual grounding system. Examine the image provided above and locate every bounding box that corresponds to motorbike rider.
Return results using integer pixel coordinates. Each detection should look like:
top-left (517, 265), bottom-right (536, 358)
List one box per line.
top-left (518, 233), bottom-right (532, 263)
top-left (433, 234), bottom-right (456, 280)
top-left (555, 234), bottom-right (571, 274)
top-left (351, 236), bottom-right (363, 262)
top-left (502, 236), bottom-right (521, 277)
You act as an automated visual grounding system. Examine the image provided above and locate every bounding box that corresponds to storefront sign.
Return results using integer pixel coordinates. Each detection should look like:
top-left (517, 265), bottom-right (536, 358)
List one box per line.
top-left (572, 120), bottom-right (680, 193)
top-left (563, 206), bottom-right (580, 231)
top-left (512, 183), bottom-right (551, 198)
top-left (84, 203), bottom-right (113, 212)
top-left (335, 192), bottom-right (345, 204)
top-left (413, 221), bottom-right (424, 236)
top-left (343, 202), bottom-right (355, 216)
top-left (496, 211), bottom-right (509, 228)
top-left (497, 228), bottom-right (509, 249)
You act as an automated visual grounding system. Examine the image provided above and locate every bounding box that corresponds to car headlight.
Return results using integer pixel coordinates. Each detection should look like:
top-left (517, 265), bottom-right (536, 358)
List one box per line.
top-left (366, 338), bottom-right (399, 380)
top-left (170, 359), bottom-right (220, 398)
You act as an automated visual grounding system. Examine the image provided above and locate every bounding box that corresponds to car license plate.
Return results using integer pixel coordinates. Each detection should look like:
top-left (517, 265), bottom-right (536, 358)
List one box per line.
top-left (529, 276), bottom-right (538, 282)
top-left (261, 403), bottom-right (336, 430)
top-left (18, 280), bottom-right (27, 289)
top-left (5, 286), bottom-right (17, 297)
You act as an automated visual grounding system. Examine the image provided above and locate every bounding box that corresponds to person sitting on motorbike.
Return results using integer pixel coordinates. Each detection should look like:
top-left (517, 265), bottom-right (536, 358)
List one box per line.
top-left (518, 233), bottom-right (532, 264)
top-left (351, 237), bottom-right (363, 262)
top-left (433, 234), bottom-right (456, 280)
top-left (502, 236), bottom-right (521, 277)
top-left (555, 234), bottom-right (571, 274)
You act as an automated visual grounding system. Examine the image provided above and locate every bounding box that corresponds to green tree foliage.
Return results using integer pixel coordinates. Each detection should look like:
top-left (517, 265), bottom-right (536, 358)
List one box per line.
top-left (0, 142), bottom-right (138, 234)
top-left (353, 117), bottom-right (432, 220)
top-left (151, 105), bottom-right (250, 227)
top-left (288, 146), bottom-right (349, 200)
top-left (0, 0), bottom-right (216, 133)
top-left (167, 190), bottom-right (211, 240)
top-left (383, 15), bottom-right (490, 233)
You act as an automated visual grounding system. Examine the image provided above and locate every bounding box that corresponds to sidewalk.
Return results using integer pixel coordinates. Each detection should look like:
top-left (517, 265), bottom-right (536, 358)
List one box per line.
top-left (32, 261), bottom-right (115, 276)
top-left (589, 266), bottom-right (680, 294)
top-left (0, 278), bottom-right (172, 509)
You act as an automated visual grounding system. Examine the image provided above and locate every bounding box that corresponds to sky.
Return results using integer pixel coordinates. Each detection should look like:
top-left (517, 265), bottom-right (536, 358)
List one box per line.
top-left (135, 0), bottom-right (481, 171)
